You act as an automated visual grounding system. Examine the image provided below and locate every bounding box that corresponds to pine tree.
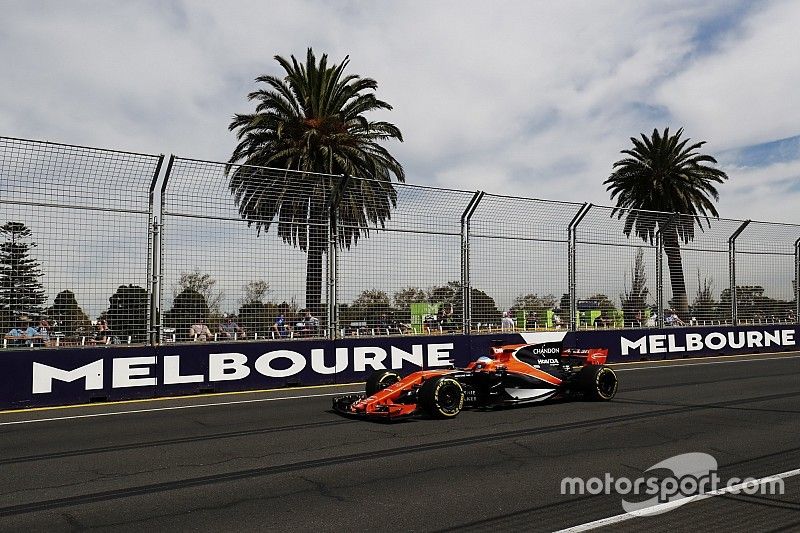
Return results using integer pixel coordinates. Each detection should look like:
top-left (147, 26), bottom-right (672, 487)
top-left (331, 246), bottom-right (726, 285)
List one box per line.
top-left (0, 222), bottom-right (47, 317)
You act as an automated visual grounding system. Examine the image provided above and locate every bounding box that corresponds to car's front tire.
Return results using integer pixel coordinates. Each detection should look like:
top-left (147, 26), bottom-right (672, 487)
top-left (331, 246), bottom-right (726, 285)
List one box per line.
top-left (365, 369), bottom-right (401, 396)
top-left (578, 365), bottom-right (618, 401)
top-left (418, 376), bottom-right (464, 418)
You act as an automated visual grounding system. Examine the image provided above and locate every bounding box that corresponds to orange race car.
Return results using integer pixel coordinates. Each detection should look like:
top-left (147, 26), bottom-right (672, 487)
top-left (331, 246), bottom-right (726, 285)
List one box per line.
top-left (332, 341), bottom-right (618, 420)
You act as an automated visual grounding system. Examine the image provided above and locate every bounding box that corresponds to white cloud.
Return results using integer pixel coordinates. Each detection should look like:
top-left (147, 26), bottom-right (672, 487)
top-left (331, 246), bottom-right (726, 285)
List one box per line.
top-left (718, 159), bottom-right (800, 223)
top-left (655, 0), bottom-right (800, 150)
top-left (0, 0), bottom-right (798, 219)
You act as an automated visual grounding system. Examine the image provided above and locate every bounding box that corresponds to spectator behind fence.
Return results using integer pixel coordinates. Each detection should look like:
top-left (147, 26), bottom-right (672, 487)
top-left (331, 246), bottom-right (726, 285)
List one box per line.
top-left (219, 315), bottom-right (246, 339)
top-left (95, 318), bottom-right (110, 343)
top-left (24, 320), bottom-right (40, 340)
top-left (189, 319), bottom-right (212, 341)
top-left (664, 309), bottom-right (684, 326)
top-left (295, 309), bottom-right (319, 337)
top-left (36, 319), bottom-right (52, 347)
top-left (438, 303), bottom-right (455, 332)
top-left (4, 324), bottom-right (25, 346)
top-left (501, 311), bottom-right (515, 331)
top-left (273, 313), bottom-right (290, 338)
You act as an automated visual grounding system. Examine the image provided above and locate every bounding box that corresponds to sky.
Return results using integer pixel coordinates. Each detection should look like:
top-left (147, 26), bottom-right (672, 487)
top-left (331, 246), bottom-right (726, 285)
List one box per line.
top-left (2, 0), bottom-right (800, 318)
top-left (2, 0), bottom-right (799, 223)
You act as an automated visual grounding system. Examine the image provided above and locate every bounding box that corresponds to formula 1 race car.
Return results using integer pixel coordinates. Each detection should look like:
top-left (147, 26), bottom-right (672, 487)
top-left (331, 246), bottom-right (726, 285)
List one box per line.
top-left (332, 342), bottom-right (618, 420)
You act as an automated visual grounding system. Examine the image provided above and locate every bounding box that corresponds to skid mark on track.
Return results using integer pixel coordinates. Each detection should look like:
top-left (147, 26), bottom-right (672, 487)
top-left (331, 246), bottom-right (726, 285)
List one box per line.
top-left (0, 419), bottom-right (354, 466)
top-left (3, 389), bottom-right (800, 517)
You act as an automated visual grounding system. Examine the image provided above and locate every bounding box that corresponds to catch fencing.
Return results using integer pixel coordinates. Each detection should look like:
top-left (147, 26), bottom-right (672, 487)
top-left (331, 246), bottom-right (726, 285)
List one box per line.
top-left (1, 135), bottom-right (799, 348)
top-left (0, 136), bottom-right (163, 348)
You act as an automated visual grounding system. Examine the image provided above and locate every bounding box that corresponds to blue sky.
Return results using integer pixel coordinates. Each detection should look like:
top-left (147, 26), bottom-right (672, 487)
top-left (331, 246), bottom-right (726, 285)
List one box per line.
top-left (1, 0), bottom-right (799, 223)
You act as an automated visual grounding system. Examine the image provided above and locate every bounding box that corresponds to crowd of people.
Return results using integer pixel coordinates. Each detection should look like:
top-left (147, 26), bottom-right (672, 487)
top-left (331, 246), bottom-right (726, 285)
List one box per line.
top-left (3, 317), bottom-right (123, 347)
top-left (187, 309), bottom-right (321, 342)
top-left (4, 318), bottom-right (53, 347)
top-left (8, 303), bottom-right (799, 348)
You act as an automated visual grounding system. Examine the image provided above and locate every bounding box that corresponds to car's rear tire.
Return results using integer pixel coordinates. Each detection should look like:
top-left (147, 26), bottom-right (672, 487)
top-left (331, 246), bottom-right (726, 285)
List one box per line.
top-left (365, 370), bottom-right (401, 396)
top-left (418, 376), bottom-right (464, 418)
top-left (578, 365), bottom-right (618, 401)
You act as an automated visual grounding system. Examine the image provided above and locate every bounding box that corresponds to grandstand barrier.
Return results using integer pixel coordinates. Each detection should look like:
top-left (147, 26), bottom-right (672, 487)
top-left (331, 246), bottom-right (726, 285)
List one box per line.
top-left (1, 325), bottom-right (797, 410)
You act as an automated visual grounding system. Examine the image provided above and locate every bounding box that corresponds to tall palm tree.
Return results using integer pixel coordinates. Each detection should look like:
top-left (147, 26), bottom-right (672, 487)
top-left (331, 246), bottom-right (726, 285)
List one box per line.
top-left (227, 49), bottom-right (404, 317)
top-left (604, 128), bottom-right (728, 319)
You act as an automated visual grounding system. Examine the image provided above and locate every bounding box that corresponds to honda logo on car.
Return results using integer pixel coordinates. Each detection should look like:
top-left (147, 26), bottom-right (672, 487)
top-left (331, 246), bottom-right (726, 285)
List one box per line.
top-left (31, 343), bottom-right (455, 394)
top-left (537, 359), bottom-right (560, 365)
top-left (620, 329), bottom-right (795, 356)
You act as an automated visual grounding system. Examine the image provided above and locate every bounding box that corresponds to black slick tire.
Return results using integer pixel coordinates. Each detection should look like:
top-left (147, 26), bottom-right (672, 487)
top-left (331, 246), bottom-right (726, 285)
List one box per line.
top-left (578, 365), bottom-right (618, 401)
top-left (365, 370), bottom-right (401, 396)
top-left (418, 376), bottom-right (464, 418)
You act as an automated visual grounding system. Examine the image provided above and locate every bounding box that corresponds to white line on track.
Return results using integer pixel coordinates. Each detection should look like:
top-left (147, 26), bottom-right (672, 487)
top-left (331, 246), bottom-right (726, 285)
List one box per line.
top-left (554, 467), bottom-right (800, 532)
top-left (2, 353), bottom-right (798, 427)
top-left (0, 390), bottom-right (361, 427)
top-left (612, 354), bottom-right (800, 372)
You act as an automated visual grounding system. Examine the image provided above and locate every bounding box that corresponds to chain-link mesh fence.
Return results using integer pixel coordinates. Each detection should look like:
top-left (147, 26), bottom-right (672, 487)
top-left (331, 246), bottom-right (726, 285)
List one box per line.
top-left (573, 205), bottom-right (660, 330)
top-left (2, 136), bottom-right (800, 349)
top-left (733, 221), bottom-right (799, 324)
top-left (159, 157), bottom-right (335, 342)
top-left (0, 136), bottom-right (162, 348)
top-left (336, 178), bottom-right (475, 336)
top-left (469, 194), bottom-right (583, 333)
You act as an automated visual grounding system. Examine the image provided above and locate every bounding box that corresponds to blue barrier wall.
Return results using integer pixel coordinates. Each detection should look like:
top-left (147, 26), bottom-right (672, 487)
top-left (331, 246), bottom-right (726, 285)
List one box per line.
top-left (2, 325), bottom-right (797, 410)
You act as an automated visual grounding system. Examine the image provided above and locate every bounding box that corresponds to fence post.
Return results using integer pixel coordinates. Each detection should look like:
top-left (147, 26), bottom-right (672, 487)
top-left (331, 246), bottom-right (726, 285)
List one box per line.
top-left (654, 214), bottom-right (680, 329)
top-left (147, 154), bottom-right (165, 345)
top-left (795, 237), bottom-right (800, 324)
top-left (728, 220), bottom-right (751, 326)
top-left (460, 191), bottom-right (484, 335)
top-left (327, 175), bottom-right (350, 340)
top-left (153, 155), bottom-right (175, 344)
top-left (656, 231), bottom-right (664, 329)
top-left (568, 203), bottom-right (591, 331)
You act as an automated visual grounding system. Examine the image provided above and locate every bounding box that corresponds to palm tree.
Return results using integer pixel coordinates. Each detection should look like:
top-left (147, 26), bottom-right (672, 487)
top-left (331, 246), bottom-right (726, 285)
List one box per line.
top-left (604, 128), bottom-right (728, 319)
top-left (227, 49), bottom-right (404, 317)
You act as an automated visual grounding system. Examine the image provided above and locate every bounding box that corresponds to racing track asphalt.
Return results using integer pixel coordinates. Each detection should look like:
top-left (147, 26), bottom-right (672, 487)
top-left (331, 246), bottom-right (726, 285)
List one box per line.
top-left (0, 351), bottom-right (798, 532)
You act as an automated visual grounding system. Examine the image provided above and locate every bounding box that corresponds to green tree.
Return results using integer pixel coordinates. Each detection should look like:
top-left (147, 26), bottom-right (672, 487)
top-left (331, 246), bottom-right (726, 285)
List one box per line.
top-left (46, 290), bottom-right (90, 336)
top-left (620, 248), bottom-right (649, 326)
top-left (107, 285), bottom-right (148, 343)
top-left (692, 272), bottom-right (718, 323)
top-left (392, 286), bottom-right (429, 320)
top-left (346, 289), bottom-right (390, 325)
top-left (462, 287), bottom-right (500, 327)
top-left (237, 280), bottom-right (274, 337)
top-left (237, 301), bottom-right (275, 338)
top-left (588, 293), bottom-right (619, 325)
top-left (511, 293), bottom-right (557, 326)
top-left (164, 288), bottom-right (210, 341)
top-left (604, 128), bottom-right (728, 319)
top-left (0, 222), bottom-right (46, 318)
top-left (429, 282), bottom-right (459, 307)
top-left (428, 281), bottom-right (500, 328)
top-left (227, 48), bottom-right (404, 317)
top-left (174, 270), bottom-right (223, 315)
top-left (559, 294), bottom-right (570, 316)
top-left (240, 279), bottom-right (270, 306)
top-left (719, 285), bottom-right (792, 323)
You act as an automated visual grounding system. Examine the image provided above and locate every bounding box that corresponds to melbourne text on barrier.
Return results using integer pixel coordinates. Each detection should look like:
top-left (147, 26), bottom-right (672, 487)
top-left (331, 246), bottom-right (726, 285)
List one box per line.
top-left (31, 343), bottom-right (455, 393)
top-left (620, 329), bottom-right (795, 356)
